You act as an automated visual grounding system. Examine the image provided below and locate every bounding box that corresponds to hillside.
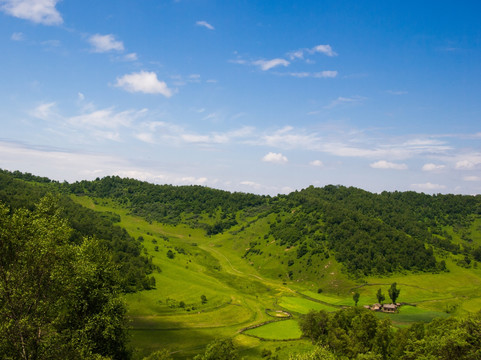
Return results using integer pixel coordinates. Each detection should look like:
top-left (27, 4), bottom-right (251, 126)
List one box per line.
top-left (60, 175), bottom-right (481, 278)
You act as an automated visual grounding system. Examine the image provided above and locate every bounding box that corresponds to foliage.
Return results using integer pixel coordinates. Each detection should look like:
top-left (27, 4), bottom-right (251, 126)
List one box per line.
top-left (0, 196), bottom-right (130, 359)
top-left (388, 283), bottom-right (401, 304)
top-left (353, 291), bottom-right (360, 306)
top-left (377, 289), bottom-right (386, 305)
top-left (65, 175), bottom-right (268, 229)
top-left (288, 346), bottom-right (337, 360)
top-left (299, 307), bottom-right (481, 360)
top-left (193, 338), bottom-right (238, 360)
top-left (142, 349), bottom-right (172, 360)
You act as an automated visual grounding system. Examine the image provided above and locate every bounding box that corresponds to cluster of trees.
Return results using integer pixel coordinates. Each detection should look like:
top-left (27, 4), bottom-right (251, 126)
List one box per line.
top-left (0, 196), bottom-right (130, 359)
top-left (65, 176), bottom-right (267, 228)
top-left (0, 170), bottom-right (155, 292)
top-left (264, 185), bottom-right (481, 276)
top-left (374, 283), bottom-right (401, 305)
top-left (299, 307), bottom-right (481, 359)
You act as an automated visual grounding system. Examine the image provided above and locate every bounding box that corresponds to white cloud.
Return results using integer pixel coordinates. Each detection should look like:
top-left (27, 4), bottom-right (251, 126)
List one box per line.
top-left (88, 34), bottom-right (124, 53)
top-left (464, 176), bottom-right (481, 182)
top-left (288, 44), bottom-right (337, 60)
top-left (411, 182), bottom-right (446, 191)
top-left (240, 180), bottom-right (262, 189)
top-left (196, 20), bottom-right (214, 30)
top-left (115, 71), bottom-right (173, 97)
top-left (30, 102), bottom-right (58, 121)
top-left (180, 176), bottom-right (208, 185)
top-left (135, 133), bottom-right (155, 144)
top-left (325, 96), bottom-right (366, 109)
top-left (314, 71), bottom-right (338, 78)
top-left (124, 52), bottom-right (138, 61)
top-left (253, 126), bottom-right (452, 161)
top-left (310, 160), bottom-right (323, 167)
top-left (310, 44), bottom-right (337, 57)
top-left (260, 126), bottom-right (319, 150)
top-left (455, 159), bottom-right (480, 170)
top-left (68, 108), bottom-right (146, 130)
top-left (134, 121), bottom-right (253, 146)
top-left (422, 163), bottom-right (445, 171)
top-left (370, 160), bottom-right (408, 170)
top-left (288, 50), bottom-right (304, 60)
top-left (11, 32), bottom-right (24, 41)
top-left (253, 58), bottom-right (290, 71)
top-left (262, 152), bottom-right (288, 164)
top-left (288, 71), bottom-right (338, 78)
top-left (1, 0), bottom-right (63, 25)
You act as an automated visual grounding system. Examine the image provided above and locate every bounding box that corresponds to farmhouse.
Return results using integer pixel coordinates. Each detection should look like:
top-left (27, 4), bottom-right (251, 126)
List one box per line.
top-left (364, 303), bottom-right (400, 313)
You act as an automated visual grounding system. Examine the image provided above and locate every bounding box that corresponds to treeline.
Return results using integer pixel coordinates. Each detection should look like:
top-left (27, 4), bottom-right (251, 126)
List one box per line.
top-left (298, 307), bottom-right (481, 360)
top-left (65, 176), bottom-right (269, 227)
top-left (0, 170), bottom-right (154, 292)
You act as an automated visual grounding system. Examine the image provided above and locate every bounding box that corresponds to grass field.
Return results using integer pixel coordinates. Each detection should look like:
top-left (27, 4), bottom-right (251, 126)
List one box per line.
top-left (244, 320), bottom-right (302, 340)
top-left (278, 296), bottom-right (338, 314)
top-left (71, 195), bottom-right (481, 359)
top-left (375, 305), bottom-right (450, 325)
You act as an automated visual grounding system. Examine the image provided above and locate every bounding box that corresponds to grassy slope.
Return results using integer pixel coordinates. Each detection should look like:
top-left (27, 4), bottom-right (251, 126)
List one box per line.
top-left (72, 196), bottom-right (481, 359)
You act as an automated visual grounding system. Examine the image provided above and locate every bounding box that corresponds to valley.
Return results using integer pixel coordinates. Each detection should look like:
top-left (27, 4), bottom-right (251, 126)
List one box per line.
top-left (74, 194), bottom-right (481, 359)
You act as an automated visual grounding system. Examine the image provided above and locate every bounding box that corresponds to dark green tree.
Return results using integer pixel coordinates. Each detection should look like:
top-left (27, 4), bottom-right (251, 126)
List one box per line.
top-left (388, 283), bottom-right (400, 304)
top-left (353, 291), bottom-right (360, 306)
top-left (376, 289), bottom-right (385, 304)
top-left (299, 310), bottom-right (330, 344)
top-left (143, 349), bottom-right (172, 360)
top-left (193, 338), bottom-right (238, 360)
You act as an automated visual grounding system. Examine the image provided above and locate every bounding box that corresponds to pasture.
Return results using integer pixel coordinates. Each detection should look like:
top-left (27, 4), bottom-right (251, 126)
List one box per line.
top-left (244, 320), bottom-right (302, 340)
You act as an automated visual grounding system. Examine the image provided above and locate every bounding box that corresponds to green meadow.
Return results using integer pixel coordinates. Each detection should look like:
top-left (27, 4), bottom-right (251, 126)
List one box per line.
top-left (72, 195), bottom-right (481, 359)
top-left (244, 320), bottom-right (302, 340)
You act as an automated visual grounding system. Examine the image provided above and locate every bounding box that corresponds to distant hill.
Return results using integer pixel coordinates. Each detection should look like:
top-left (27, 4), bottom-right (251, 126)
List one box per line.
top-left (2, 169), bottom-right (481, 278)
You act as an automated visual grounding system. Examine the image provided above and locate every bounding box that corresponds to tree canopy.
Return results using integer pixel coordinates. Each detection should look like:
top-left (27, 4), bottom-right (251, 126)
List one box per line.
top-left (0, 196), bottom-right (130, 359)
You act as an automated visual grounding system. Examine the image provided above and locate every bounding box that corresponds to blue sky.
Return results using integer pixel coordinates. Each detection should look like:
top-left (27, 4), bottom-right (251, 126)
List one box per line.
top-left (1, 0), bottom-right (480, 195)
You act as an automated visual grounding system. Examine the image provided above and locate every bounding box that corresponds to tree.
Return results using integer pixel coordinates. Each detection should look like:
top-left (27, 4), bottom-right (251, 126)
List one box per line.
top-left (376, 289), bottom-right (385, 304)
top-left (201, 295), bottom-right (208, 304)
top-left (166, 249), bottom-right (175, 259)
top-left (288, 346), bottom-right (337, 360)
top-left (299, 310), bottom-right (330, 344)
top-left (0, 196), bottom-right (130, 359)
top-left (143, 349), bottom-right (172, 360)
top-left (193, 338), bottom-right (238, 360)
top-left (388, 283), bottom-right (400, 304)
top-left (353, 291), bottom-right (360, 306)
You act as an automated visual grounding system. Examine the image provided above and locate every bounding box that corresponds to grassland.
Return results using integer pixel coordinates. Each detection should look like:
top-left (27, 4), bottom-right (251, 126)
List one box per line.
top-left (72, 196), bottom-right (481, 359)
top-left (244, 320), bottom-right (302, 340)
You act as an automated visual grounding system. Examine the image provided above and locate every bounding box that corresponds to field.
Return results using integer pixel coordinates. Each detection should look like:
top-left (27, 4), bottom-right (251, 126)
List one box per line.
top-left (244, 320), bottom-right (302, 340)
top-left (73, 196), bottom-right (481, 359)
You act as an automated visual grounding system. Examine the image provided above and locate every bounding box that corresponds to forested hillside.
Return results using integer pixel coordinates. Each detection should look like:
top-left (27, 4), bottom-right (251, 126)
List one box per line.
top-left (3, 170), bottom-right (481, 278)
top-left (0, 170), bottom-right (155, 292)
